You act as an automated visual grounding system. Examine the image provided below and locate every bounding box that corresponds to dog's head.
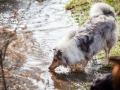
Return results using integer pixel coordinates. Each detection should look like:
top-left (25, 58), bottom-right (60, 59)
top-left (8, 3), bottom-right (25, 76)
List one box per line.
top-left (48, 49), bottom-right (67, 71)
top-left (90, 56), bottom-right (120, 90)
top-left (109, 56), bottom-right (120, 90)
top-left (90, 73), bottom-right (113, 90)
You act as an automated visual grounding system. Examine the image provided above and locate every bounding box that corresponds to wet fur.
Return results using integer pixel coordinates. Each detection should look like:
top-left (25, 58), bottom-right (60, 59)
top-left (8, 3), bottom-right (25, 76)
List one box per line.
top-left (49, 3), bottom-right (118, 71)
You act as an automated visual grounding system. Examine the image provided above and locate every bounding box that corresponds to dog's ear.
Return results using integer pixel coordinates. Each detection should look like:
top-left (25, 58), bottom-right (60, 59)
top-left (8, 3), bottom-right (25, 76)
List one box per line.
top-left (57, 50), bottom-right (67, 65)
top-left (57, 50), bottom-right (62, 56)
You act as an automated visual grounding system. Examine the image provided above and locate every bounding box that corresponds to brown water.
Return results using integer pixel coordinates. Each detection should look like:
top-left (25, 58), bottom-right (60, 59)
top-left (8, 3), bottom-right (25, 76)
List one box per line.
top-left (0, 0), bottom-right (108, 90)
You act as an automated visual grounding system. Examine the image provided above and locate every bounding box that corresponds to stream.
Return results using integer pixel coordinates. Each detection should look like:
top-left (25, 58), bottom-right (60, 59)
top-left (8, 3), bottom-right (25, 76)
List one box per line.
top-left (0, 0), bottom-right (108, 90)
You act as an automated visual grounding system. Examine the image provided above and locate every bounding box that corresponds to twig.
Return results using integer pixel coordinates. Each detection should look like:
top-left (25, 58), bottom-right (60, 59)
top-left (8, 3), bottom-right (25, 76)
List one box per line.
top-left (2, 40), bottom-right (9, 61)
top-left (0, 50), bottom-right (7, 90)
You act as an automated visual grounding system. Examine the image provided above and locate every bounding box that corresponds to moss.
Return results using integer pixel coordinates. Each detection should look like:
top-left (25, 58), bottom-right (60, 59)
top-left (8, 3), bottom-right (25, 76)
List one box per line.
top-left (98, 64), bottom-right (113, 73)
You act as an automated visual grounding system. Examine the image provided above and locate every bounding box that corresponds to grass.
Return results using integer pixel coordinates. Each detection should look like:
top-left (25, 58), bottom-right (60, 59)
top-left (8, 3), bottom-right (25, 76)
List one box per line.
top-left (71, 81), bottom-right (90, 90)
top-left (66, 0), bottom-right (91, 25)
top-left (98, 64), bottom-right (113, 73)
top-left (65, 0), bottom-right (89, 10)
top-left (66, 0), bottom-right (120, 58)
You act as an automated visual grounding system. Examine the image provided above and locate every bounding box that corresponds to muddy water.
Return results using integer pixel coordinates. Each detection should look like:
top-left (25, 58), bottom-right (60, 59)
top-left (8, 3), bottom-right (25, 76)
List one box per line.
top-left (0, 0), bottom-right (107, 90)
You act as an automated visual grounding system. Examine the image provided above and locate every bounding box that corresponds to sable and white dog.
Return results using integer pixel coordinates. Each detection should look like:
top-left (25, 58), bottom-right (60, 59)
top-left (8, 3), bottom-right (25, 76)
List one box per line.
top-left (49, 3), bottom-right (118, 71)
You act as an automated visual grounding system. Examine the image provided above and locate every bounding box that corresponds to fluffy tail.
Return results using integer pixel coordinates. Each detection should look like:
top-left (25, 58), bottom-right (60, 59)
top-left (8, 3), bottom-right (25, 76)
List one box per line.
top-left (90, 2), bottom-right (115, 17)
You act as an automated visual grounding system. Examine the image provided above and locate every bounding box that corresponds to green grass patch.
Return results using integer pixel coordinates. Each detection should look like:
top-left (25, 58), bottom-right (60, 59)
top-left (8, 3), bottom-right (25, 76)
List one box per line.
top-left (65, 0), bottom-right (89, 10)
top-left (110, 41), bottom-right (120, 56)
top-left (65, 0), bottom-right (120, 25)
top-left (65, 0), bottom-right (92, 25)
top-left (96, 41), bottom-right (120, 59)
top-left (98, 64), bottom-right (113, 73)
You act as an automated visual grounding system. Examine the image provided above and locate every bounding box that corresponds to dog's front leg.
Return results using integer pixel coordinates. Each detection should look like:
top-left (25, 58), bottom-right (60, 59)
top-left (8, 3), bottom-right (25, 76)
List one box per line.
top-left (80, 60), bottom-right (88, 71)
top-left (69, 64), bottom-right (83, 72)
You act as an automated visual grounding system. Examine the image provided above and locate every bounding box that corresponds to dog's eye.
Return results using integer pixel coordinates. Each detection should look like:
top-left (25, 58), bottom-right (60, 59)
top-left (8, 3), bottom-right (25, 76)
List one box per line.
top-left (54, 59), bottom-right (57, 62)
top-left (64, 57), bottom-right (67, 61)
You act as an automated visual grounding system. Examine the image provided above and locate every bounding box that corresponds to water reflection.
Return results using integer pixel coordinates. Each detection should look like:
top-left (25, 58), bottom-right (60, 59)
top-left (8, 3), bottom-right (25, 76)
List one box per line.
top-left (49, 70), bottom-right (94, 90)
top-left (51, 71), bottom-right (90, 82)
top-left (47, 59), bottom-right (104, 90)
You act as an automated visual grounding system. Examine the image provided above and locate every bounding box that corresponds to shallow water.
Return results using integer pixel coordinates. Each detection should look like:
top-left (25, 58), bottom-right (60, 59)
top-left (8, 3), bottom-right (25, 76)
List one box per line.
top-left (0, 0), bottom-right (108, 90)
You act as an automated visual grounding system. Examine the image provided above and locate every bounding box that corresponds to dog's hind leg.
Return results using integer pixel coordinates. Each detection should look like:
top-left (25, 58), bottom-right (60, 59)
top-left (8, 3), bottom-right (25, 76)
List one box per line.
top-left (104, 47), bottom-right (111, 66)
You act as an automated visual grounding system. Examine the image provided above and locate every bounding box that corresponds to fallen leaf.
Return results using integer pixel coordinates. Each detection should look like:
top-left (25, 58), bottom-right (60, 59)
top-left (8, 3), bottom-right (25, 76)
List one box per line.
top-left (21, 72), bottom-right (27, 77)
top-left (11, 43), bottom-right (16, 48)
top-left (5, 29), bottom-right (11, 33)
top-left (11, 30), bottom-right (16, 35)
top-left (25, 43), bottom-right (29, 50)
top-left (10, 79), bottom-right (14, 83)
top-left (22, 25), bottom-right (27, 30)
top-left (19, 36), bottom-right (23, 41)
top-left (14, 10), bottom-right (18, 19)
top-left (11, 54), bottom-right (16, 61)
top-left (36, 76), bottom-right (41, 82)
top-left (17, 53), bottom-right (21, 57)
top-left (8, 49), bottom-right (14, 54)
top-left (21, 57), bottom-right (26, 62)
top-left (17, 19), bottom-right (21, 23)
top-left (13, 75), bottom-right (16, 78)
top-left (2, 24), bottom-right (6, 30)
top-left (4, 70), bottom-right (11, 77)
top-left (23, 33), bottom-right (29, 39)
top-left (17, 42), bottom-right (22, 49)
top-left (38, 0), bottom-right (42, 3)
top-left (21, 72), bottom-right (30, 77)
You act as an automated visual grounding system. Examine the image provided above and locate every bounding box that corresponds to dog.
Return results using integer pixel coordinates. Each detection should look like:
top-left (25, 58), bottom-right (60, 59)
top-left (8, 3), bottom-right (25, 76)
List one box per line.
top-left (49, 3), bottom-right (118, 72)
top-left (90, 56), bottom-right (120, 90)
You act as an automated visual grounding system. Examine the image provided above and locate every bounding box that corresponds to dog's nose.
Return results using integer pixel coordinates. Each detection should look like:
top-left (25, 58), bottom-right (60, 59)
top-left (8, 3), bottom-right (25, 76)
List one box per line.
top-left (48, 66), bottom-right (52, 70)
top-left (48, 66), bottom-right (50, 69)
top-left (48, 66), bottom-right (55, 72)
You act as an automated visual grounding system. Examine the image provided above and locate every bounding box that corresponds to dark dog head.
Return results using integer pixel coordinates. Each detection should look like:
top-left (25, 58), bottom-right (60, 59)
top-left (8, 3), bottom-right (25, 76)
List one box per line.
top-left (48, 49), bottom-right (67, 71)
top-left (109, 56), bottom-right (120, 90)
top-left (90, 73), bottom-right (114, 90)
top-left (90, 56), bottom-right (120, 90)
